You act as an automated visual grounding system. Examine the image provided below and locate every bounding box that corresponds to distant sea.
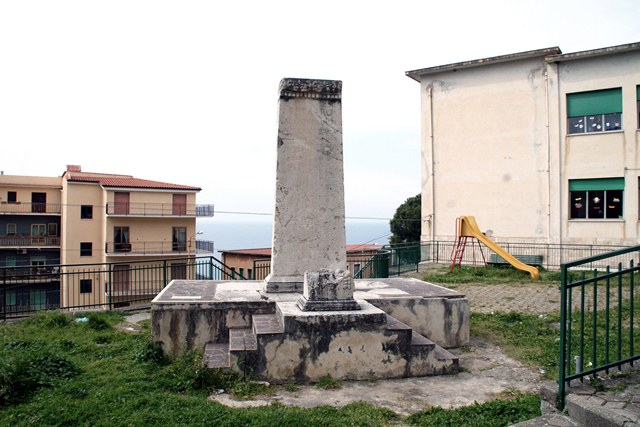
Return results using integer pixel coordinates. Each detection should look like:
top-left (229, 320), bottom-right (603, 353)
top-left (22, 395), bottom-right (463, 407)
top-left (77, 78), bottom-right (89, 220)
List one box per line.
top-left (196, 218), bottom-right (391, 259)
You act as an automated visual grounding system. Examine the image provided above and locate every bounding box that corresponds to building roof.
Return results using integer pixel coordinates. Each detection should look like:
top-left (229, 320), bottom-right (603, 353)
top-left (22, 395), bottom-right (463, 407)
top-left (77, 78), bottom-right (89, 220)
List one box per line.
top-left (405, 47), bottom-right (561, 81)
top-left (545, 41), bottom-right (640, 63)
top-left (218, 244), bottom-right (383, 256)
top-left (406, 41), bottom-right (640, 82)
top-left (63, 171), bottom-right (201, 191)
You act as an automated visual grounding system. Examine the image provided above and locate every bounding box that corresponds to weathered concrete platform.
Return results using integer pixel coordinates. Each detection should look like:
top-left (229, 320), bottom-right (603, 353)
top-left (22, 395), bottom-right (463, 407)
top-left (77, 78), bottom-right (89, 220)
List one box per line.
top-left (152, 277), bottom-right (469, 383)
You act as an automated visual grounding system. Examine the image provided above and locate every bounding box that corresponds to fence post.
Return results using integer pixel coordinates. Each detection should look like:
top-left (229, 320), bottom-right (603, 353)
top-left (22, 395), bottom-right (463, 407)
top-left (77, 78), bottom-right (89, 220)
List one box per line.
top-left (2, 268), bottom-right (5, 321)
top-left (557, 264), bottom-right (568, 409)
top-left (108, 264), bottom-right (113, 311)
top-left (163, 260), bottom-right (168, 287)
top-left (209, 257), bottom-right (214, 280)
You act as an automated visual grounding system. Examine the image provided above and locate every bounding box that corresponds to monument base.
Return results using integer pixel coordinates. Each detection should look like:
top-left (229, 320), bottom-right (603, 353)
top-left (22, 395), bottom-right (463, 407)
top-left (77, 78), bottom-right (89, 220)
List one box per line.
top-left (264, 274), bottom-right (303, 293)
top-left (296, 295), bottom-right (361, 311)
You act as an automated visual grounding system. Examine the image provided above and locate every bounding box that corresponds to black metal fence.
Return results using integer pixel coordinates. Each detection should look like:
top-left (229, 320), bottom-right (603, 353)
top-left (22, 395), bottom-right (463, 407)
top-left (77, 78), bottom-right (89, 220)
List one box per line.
top-left (557, 245), bottom-right (640, 409)
top-left (1, 256), bottom-right (240, 319)
top-left (416, 240), bottom-right (633, 271)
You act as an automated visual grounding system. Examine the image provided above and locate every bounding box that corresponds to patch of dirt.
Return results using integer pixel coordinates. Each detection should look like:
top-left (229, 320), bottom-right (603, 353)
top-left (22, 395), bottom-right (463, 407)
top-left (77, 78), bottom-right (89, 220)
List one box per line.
top-left (209, 336), bottom-right (552, 416)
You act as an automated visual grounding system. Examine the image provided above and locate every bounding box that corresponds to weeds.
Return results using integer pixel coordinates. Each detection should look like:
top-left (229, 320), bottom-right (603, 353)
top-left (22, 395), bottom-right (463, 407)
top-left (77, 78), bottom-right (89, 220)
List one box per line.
top-left (316, 374), bottom-right (342, 390)
top-left (406, 391), bottom-right (539, 427)
top-left (423, 265), bottom-right (561, 284)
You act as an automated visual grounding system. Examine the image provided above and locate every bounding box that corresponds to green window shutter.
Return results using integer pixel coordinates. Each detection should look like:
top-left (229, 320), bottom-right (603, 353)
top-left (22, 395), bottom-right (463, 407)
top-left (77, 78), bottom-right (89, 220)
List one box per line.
top-left (567, 88), bottom-right (622, 117)
top-left (569, 178), bottom-right (624, 191)
top-left (637, 85), bottom-right (640, 100)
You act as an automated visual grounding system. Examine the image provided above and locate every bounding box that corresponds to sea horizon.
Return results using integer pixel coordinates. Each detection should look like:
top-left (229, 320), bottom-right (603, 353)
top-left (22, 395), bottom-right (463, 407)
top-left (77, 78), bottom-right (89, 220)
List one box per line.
top-left (196, 217), bottom-right (391, 259)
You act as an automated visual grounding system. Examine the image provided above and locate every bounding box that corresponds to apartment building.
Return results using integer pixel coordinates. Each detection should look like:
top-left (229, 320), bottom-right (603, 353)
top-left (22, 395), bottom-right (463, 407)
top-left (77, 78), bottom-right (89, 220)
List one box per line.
top-left (0, 165), bottom-right (212, 313)
top-left (219, 244), bottom-right (383, 280)
top-left (406, 42), bottom-right (640, 247)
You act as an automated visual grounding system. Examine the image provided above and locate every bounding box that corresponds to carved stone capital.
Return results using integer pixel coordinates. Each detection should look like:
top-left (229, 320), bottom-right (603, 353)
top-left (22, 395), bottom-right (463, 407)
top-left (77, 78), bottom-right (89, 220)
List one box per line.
top-left (279, 78), bottom-right (342, 100)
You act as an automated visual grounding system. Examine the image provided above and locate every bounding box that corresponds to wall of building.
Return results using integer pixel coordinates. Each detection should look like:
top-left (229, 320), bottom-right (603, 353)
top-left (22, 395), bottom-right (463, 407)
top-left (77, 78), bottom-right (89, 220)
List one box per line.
top-left (420, 57), bottom-right (551, 242)
top-left (556, 49), bottom-right (640, 244)
top-left (417, 47), bottom-right (640, 247)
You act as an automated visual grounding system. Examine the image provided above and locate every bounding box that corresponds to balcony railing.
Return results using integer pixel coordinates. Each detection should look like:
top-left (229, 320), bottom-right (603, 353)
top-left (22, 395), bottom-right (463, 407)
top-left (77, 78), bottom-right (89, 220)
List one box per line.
top-left (0, 235), bottom-right (60, 247)
top-left (106, 203), bottom-right (214, 217)
top-left (0, 202), bottom-right (61, 214)
top-left (105, 239), bottom-right (215, 255)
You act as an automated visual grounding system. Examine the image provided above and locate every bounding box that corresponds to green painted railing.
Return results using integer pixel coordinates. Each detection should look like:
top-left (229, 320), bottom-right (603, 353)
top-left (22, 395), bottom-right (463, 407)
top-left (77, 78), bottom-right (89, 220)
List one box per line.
top-left (557, 245), bottom-right (640, 409)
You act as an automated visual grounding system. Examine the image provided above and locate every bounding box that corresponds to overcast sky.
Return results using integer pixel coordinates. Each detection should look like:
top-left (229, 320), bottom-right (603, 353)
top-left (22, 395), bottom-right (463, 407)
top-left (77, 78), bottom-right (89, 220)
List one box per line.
top-left (1, 0), bottom-right (639, 222)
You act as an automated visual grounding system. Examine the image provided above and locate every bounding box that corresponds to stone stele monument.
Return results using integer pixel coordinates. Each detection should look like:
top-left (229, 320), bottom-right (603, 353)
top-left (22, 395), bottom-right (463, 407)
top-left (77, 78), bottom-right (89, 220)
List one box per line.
top-left (150, 77), bottom-right (469, 384)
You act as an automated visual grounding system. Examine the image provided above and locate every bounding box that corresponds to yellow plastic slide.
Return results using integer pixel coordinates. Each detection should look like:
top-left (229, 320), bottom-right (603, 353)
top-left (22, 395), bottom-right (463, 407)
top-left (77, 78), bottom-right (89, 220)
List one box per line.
top-left (459, 216), bottom-right (540, 280)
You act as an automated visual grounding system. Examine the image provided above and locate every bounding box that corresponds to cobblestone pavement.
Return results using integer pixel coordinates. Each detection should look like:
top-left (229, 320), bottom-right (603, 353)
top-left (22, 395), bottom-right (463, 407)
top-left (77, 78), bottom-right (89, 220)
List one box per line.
top-left (448, 283), bottom-right (562, 314)
top-left (445, 282), bottom-right (633, 315)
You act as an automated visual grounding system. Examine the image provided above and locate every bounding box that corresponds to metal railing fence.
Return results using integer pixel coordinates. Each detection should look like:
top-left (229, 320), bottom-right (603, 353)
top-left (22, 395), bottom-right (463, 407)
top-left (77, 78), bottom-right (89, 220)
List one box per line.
top-left (557, 245), bottom-right (640, 409)
top-left (105, 202), bottom-right (214, 217)
top-left (251, 250), bottom-right (392, 281)
top-left (0, 202), bottom-right (61, 214)
top-left (1, 255), bottom-right (242, 319)
top-left (415, 240), bottom-right (633, 271)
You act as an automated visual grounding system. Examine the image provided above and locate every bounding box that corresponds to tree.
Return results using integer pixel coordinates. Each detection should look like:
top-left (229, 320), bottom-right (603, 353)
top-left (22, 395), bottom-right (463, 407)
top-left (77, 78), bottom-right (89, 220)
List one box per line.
top-left (389, 194), bottom-right (421, 244)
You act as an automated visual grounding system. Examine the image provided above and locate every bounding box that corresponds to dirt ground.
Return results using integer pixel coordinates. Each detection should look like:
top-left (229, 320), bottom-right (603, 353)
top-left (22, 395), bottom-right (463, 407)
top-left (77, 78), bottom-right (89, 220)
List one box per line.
top-left (210, 335), bottom-right (552, 416)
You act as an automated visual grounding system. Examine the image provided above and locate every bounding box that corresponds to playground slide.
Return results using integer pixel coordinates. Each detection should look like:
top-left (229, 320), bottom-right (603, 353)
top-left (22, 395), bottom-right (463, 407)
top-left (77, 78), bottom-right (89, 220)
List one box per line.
top-left (459, 216), bottom-right (540, 280)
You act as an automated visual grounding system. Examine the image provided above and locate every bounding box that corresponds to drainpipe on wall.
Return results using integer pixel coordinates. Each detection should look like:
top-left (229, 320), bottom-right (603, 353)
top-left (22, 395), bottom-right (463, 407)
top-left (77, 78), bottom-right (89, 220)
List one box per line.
top-left (544, 70), bottom-right (551, 245)
top-left (428, 84), bottom-right (436, 242)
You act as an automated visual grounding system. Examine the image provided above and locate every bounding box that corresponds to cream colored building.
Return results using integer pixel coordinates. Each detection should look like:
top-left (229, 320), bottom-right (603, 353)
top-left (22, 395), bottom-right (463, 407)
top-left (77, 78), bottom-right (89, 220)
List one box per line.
top-left (1, 165), bottom-right (210, 312)
top-left (406, 42), bottom-right (640, 247)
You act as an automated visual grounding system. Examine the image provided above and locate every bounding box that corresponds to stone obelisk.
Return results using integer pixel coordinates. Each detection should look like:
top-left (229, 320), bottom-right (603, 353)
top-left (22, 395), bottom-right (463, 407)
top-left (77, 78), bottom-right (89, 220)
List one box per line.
top-left (265, 78), bottom-right (348, 293)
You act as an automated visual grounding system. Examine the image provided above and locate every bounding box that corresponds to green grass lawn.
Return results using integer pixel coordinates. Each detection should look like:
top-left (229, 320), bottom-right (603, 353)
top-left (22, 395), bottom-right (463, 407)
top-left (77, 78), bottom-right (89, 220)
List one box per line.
top-left (0, 310), bottom-right (542, 427)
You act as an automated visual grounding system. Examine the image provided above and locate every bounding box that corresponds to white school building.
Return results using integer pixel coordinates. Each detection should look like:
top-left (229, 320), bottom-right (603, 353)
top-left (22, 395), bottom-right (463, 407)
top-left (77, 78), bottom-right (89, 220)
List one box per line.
top-left (406, 42), bottom-right (640, 247)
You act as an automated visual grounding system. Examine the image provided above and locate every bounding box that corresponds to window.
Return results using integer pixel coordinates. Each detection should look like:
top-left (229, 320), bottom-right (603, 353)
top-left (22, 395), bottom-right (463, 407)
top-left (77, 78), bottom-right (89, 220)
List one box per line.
top-left (7, 191), bottom-right (16, 203)
top-left (247, 269), bottom-right (253, 280)
top-left (80, 279), bottom-right (92, 294)
top-left (31, 257), bottom-right (46, 267)
top-left (5, 290), bottom-right (16, 306)
top-left (31, 192), bottom-right (46, 213)
top-left (172, 194), bottom-right (187, 215)
top-left (114, 265), bottom-right (130, 292)
top-left (114, 192), bottom-right (130, 214)
top-left (31, 224), bottom-right (46, 244)
top-left (6, 257), bottom-right (16, 267)
top-left (47, 223), bottom-right (58, 236)
top-left (80, 242), bottom-right (92, 256)
top-left (6, 224), bottom-right (16, 235)
top-left (567, 88), bottom-right (622, 134)
top-left (114, 226), bottom-right (130, 252)
top-left (172, 227), bottom-right (187, 251)
top-left (570, 178), bottom-right (623, 219)
top-left (30, 289), bottom-right (45, 309)
top-left (31, 224), bottom-right (46, 236)
top-left (81, 205), bottom-right (93, 219)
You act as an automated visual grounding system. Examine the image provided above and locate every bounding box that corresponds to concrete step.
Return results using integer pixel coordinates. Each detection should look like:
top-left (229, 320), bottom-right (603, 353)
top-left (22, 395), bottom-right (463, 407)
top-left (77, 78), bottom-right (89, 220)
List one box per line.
top-left (410, 330), bottom-right (437, 351)
top-left (229, 328), bottom-right (257, 352)
top-left (253, 313), bottom-right (284, 335)
top-left (385, 314), bottom-right (414, 345)
top-left (204, 343), bottom-right (229, 368)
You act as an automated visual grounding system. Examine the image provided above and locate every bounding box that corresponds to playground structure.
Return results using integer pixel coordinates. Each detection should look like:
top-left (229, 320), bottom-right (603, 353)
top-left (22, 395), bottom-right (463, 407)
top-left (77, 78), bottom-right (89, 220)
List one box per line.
top-left (450, 216), bottom-right (540, 280)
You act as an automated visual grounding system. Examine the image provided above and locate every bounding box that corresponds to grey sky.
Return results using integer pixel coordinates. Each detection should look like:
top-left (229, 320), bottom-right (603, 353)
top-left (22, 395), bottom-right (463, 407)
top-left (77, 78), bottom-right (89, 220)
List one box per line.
top-left (1, 0), bottom-right (639, 221)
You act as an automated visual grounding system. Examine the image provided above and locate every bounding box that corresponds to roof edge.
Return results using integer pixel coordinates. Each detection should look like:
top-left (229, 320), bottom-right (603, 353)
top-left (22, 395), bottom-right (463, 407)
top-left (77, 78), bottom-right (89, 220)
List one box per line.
top-left (545, 41), bottom-right (640, 63)
top-left (406, 47), bottom-right (562, 81)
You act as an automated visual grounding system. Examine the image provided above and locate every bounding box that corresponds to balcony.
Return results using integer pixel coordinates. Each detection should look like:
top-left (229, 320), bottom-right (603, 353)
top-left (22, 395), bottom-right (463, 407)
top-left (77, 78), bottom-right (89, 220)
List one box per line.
top-left (105, 239), bottom-right (215, 256)
top-left (105, 203), bottom-right (214, 217)
top-left (0, 235), bottom-right (60, 247)
top-left (0, 202), bottom-right (61, 215)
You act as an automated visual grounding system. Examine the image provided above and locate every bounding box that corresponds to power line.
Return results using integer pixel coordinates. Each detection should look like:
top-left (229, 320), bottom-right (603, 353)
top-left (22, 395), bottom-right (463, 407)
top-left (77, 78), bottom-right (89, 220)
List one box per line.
top-left (215, 210), bottom-right (396, 221)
